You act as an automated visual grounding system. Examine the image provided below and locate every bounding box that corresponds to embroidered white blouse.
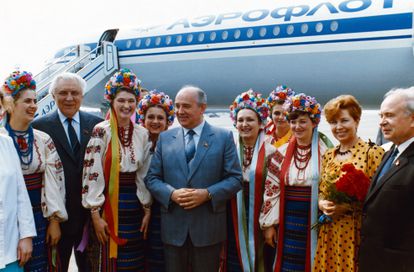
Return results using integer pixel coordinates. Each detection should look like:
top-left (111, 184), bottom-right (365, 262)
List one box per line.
top-left (0, 128), bottom-right (67, 221)
top-left (259, 139), bottom-right (328, 228)
top-left (0, 134), bottom-right (36, 269)
top-left (82, 121), bottom-right (152, 209)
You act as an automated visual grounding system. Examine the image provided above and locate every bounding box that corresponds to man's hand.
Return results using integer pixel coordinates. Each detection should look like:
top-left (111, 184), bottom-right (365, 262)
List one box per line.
top-left (46, 219), bottom-right (61, 246)
top-left (17, 237), bottom-right (32, 267)
top-left (171, 188), bottom-right (210, 209)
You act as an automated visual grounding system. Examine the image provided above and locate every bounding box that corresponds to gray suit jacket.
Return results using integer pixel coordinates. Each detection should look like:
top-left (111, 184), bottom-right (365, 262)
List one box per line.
top-left (145, 122), bottom-right (242, 247)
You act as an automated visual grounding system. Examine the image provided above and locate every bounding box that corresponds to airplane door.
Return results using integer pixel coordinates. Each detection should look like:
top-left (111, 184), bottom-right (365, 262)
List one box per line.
top-left (102, 41), bottom-right (119, 76)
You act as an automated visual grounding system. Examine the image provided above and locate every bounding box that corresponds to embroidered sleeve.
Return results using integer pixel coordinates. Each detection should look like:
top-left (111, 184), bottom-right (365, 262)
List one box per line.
top-left (259, 150), bottom-right (283, 228)
top-left (41, 135), bottom-right (68, 221)
top-left (82, 126), bottom-right (107, 209)
top-left (135, 131), bottom-right (153, 206)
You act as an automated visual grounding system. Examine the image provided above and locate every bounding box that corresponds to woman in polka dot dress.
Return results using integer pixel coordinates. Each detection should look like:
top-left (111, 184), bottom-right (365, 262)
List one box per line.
top-left (313, 95), bottom-right (384, 271)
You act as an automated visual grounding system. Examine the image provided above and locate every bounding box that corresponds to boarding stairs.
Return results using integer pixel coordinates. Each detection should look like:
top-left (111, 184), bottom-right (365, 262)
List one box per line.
top-left (34, 41), bottom-right (118, 118)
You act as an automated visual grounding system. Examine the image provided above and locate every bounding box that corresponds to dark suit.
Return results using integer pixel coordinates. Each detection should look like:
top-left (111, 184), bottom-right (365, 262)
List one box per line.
top-left (32, 110), bottom-right (102, 272)
top-left (145, 122), bottom-right (242, 271)
top-left (359, 142), bottom-right (414, 272)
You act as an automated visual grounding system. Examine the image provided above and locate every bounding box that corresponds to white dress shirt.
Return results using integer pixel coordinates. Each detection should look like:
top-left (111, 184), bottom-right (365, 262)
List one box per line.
top-left (57, 109), bottom-right (80, 144)
top-left (0, 134), bottom-right (36, 269)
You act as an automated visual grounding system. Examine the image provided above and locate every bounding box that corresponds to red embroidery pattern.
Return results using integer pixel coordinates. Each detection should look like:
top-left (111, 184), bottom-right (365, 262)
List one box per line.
top-left (84, 158), bottom-right (95, 168)
top-left (88, 172), bottom-right (99, 181)
top-left (92, 127), bottom-right (105, 138)
top-left (82, 185), bottom-right (89, 194)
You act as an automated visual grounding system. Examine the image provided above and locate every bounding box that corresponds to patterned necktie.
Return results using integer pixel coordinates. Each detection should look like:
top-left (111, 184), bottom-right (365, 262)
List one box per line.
top-left (185, 129), bottom-right (196, 163)
top-left (376, 147), bottom-right (399, 184)
top-left (67, 118), bottom-right (80, 155)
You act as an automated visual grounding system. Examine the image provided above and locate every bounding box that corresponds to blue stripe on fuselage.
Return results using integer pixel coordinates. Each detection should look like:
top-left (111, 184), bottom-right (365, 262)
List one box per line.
top-left (115, 13), bottom-right (412, 52)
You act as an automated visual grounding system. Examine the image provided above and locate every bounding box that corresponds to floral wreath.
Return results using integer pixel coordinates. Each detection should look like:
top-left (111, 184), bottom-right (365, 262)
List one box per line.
top-left (3, 71), bottom-right (36, 97)
top-left (104, 68), bottom-right (141, 102)
top-left (137, 90), bottom-right (175, 126)
top-left (229, 89), bottom-right (269, 127)
top-left (287, 93), bottom-right (321, 124)
top-left (266, 85), bottom-right (295, 109)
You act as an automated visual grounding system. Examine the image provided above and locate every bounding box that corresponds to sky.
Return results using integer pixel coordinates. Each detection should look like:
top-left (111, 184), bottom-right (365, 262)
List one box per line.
top-left (0, 0), bottom-right (264, 79)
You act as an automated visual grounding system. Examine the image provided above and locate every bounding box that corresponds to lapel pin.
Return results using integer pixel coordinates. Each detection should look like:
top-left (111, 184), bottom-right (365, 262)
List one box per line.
top-left (395, 160), bottom-right (400, 166)
top-left (203, 142), bottom-right (209, 148)
top-left (83, 129), bottom-right (89, 135)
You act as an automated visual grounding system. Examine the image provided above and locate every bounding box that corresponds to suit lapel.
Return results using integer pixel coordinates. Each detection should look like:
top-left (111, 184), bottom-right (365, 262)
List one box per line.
top-left (51, 111), bottom-right (77, 162)
top-left (365, 143), bottom-right (414, 203)
top-left (79, 111), bottom-right (92, 151)
top-left (173, 128), bottom-right (189, 177)
top-left (188, 123), bottom-right (214, 181)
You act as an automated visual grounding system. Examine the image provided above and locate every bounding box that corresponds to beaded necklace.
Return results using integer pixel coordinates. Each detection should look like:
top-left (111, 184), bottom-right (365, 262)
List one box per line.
top-left (294, 143), bottom-right (311, 181)
top-left (5, 122), bottom-right (34, 168)
top-left (118, 121), bottom-right (133, 147)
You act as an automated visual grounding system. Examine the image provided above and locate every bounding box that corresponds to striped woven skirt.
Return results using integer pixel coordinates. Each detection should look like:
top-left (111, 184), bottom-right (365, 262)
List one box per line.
top-left (147, 200), bottom-right (165, 271)
top-left (280, 186), bottom-right (311, 272)
top-left (100, 172), bottom-right (145, 272)
top-left (23, 173), bottom-right (60, 272)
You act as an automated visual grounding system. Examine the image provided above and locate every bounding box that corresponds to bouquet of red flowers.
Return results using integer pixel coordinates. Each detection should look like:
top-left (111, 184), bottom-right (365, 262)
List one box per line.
top-left (326, 163), bottom-right (371, 203)
top-left (313, 163), bottom-right (371, 228)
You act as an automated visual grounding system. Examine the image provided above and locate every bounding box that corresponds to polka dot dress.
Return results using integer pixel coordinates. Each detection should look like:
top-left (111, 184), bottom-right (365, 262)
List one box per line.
top-left (313, 139), bottom-right (384, 272)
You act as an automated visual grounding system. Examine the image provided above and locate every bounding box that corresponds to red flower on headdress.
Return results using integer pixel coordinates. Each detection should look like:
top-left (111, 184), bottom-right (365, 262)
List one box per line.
top-left (278, 92), bottom-right (287, 99)
top-left (293, 100), bottom-right (301, 107)
top-left (242, 93), bottom-right (250, 100)
top-left (123, 77), bottom-right (131, 86)
top-left (151, 96), bottom-right (160, 104)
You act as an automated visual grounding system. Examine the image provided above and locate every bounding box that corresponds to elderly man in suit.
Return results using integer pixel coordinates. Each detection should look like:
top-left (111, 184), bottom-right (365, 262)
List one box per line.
top-left (32, 72), bottom-right (102, 271)
top-left (145, 85), bottom-right (242, 272)
top-left (359, 87), bottom-right (414, 272)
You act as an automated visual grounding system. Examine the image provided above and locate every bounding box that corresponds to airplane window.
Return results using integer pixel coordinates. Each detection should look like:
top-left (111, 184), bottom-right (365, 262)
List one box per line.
top-left (135, 39), bottom-right (141, 48)
top-left (287, 25), bottom-right (294, 35)
top-left (301, 24), bottom-right (309, 34)
top-left (126, 40), bottom-right (132, 49)
top-left (210, 32), bottom-right (217, 41)
top-left (273, 26), bottom-right (280, 36)
top-left (198, 33), bottom-right (205, 42)
top-left (259, 27), bottom-right (267, 37)
top-left (145, 38), bottom-right (151, 47)
top-left (330, 21), bottom-right (339, 32)
top-left (176, 35), bottom-right (182, 44)
top-left (247, 28), bottom-right (254, 38)
top-left (234, 29), bottom-right (241, 39)
top-left (316, 22), bottom-right (323, 33)
top-left (222, 31), bottom-right (228, 40)
top-left (187, 34), bottom-right (194, 43)
top-left (155, 37), bottom-right (161, 46)
top-left (165, 36), bottom-right (172, 45)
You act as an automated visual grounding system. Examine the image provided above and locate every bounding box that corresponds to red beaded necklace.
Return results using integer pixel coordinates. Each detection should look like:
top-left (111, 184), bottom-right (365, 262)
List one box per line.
top-left (118, 121), bottom-right (133, 147)
top-left (293, 143), bottom-right (311, 172)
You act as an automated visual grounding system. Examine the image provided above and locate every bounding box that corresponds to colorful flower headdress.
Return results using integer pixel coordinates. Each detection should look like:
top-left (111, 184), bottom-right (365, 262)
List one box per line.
top-left (287, 93), bottom-right (321, 124)
top-left (229, 89), bottom-right (269, 127)
top-left (266, 85), bottom-right (295, 109)
top-left (137, 90), bottom-right (175, 126)
top-left (104, 68), bottom-right (141, 102)
top-left (3, 71), bottom-right (36, 97)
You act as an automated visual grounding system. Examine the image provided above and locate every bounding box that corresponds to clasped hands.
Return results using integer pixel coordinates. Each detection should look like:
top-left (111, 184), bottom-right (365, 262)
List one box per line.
top-left (171, 188), bottom-right (210, 210)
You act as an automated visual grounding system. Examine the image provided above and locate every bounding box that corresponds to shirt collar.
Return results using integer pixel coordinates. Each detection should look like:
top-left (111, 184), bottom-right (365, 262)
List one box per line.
top-left (183, 120), bottom-right (205, 136)
top-left (57, 109), bottom-right (80, 125)
top-left (395, 136), bottom-right (414, 156)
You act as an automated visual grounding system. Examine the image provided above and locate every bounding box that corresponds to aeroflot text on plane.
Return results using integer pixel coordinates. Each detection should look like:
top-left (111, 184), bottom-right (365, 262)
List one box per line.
top-left (167, 0), bottom-right (395, 30)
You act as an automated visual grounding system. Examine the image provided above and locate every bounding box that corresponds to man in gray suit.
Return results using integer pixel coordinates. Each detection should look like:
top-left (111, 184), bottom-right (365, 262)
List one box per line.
top-left (145, 85), bottom-right (242, 272)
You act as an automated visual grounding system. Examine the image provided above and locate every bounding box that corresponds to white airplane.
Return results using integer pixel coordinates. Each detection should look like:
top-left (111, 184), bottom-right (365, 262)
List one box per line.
top-left (34, 0), bottom-right (414, 117)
